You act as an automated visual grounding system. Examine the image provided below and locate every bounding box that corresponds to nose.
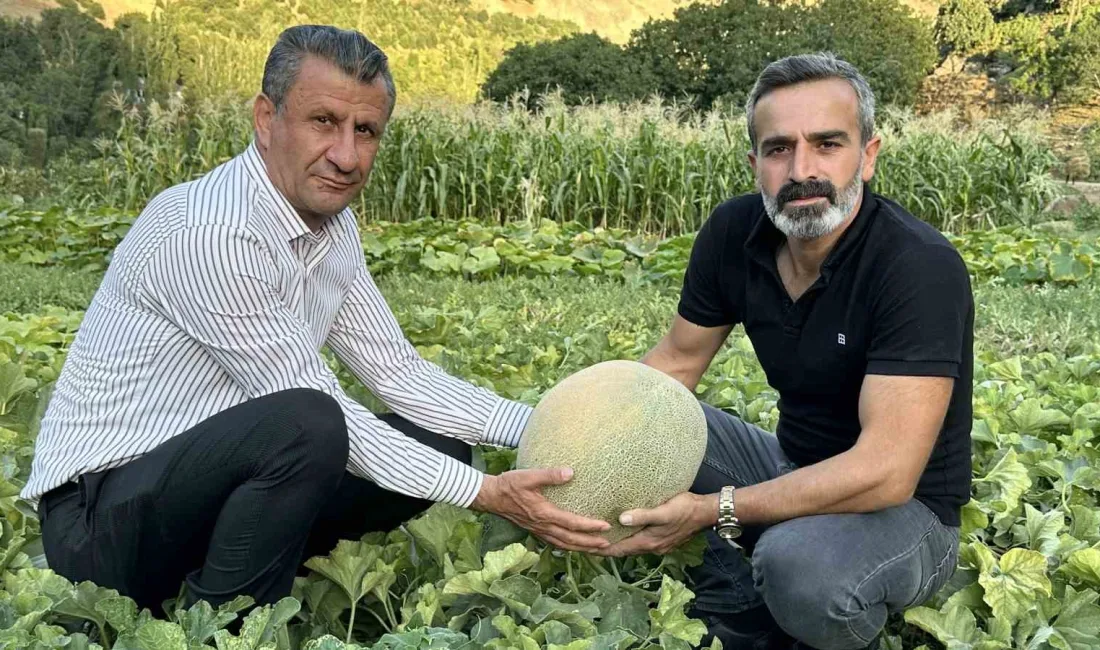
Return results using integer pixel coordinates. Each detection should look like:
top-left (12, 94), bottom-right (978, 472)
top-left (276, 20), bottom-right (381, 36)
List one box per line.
top-left (326, 128), bottom-right (359, 175)
top-left (789, 142), bottom-right (817, 184)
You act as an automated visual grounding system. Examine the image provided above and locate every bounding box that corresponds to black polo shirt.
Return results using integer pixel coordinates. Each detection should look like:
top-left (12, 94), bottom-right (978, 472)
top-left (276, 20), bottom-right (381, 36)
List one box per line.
top-left (678, 185), bottom-right (973, 527)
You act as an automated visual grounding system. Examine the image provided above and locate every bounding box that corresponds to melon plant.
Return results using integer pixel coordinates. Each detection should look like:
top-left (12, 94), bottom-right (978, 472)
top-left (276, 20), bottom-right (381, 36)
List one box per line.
top-left (515, 359), bottom-right (709, 542)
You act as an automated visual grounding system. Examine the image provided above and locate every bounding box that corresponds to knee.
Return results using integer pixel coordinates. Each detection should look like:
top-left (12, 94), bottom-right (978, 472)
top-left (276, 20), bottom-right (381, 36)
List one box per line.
top-left (280, 388), bottom-right (349, 471)
top-left (753, 532), bottom-right (884, 650)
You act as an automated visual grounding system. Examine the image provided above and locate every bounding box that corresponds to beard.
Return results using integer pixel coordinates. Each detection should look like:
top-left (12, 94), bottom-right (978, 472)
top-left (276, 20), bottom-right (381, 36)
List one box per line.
top-left (760, 161), bottom-right (864, 241)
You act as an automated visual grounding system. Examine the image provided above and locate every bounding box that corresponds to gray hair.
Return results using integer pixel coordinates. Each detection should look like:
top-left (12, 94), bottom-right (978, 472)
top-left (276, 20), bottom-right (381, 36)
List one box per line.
top-left (262, 25), bottom-right (397, 117)
top-left (744, 52), bottom-right (875, 152)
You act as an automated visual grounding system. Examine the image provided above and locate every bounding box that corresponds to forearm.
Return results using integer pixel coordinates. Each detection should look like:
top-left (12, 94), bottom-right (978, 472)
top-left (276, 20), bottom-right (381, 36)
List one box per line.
top-left (640, 341), bottom-right (706, 392)
top-left (696, 447), bottom-right (906, 527)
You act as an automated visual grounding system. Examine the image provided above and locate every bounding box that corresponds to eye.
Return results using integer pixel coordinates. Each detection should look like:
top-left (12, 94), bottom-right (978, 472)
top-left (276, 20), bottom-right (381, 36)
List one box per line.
top-left (821, 141), bottom-right (840, 149)
top-left (766, 146), bottom-right (788, 156)
top-left (315, 116), bottom-right (332, 125)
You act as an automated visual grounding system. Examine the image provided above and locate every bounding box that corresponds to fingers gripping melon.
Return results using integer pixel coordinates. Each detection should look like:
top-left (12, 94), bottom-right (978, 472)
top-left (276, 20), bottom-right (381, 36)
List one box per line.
top-left (515, 359), bottom-right (708, 543)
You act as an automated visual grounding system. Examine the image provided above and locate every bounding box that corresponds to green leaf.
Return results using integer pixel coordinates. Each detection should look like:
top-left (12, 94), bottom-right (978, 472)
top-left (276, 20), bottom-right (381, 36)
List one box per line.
top-left (528, 596), bottom-right (599, 638)
top-left (1048, 586), bottom-right (1100, 650)
top-left (979, 548), bottom-right (1052, 625)
top-left (53, 581), bottom-right (118, 631)
top-left (648, 576), bottom-right (706, 646)
top-left (1013, 503), bottom-right (1064, 557)
top-left (904, 604), bottom-right (983, 648)
top-left (369, 627), bottom-right (467, 649)
top-left (174, 596), bottom-right (253, 646)
top-left (591, 576), bottom-right (649, 639)
top-left (95, 596), bottom-right (139, 635)
top-left (120, 620), bottom-right (188, 650)
top-left (1069, 507), bottom-right (1100, 544)
top-left (488, 574), bottom-right (541, 619)
top-left (961, 500), bottom-right (989, 538)
top-left (1008, 399), bottom-right (1071, 434)
top-left (405, 504), bottom-right (478, 569)
top-left (975, 448), bottom-right (1031, 515)
top-left (0, 362), bottom-right (36, 408)
top-left (304, 540), bottom-right (383, 603)
top-left (1061, 548), bottom-right (1100, 587)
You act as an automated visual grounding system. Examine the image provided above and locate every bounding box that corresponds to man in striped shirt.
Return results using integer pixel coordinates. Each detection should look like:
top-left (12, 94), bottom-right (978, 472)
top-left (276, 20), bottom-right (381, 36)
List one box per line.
top-left (23, 25), bottom-right (611, 612)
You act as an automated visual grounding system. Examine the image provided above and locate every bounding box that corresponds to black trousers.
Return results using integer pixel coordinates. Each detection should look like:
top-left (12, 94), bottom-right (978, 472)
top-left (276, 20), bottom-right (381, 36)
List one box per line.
top-left (38, 388), bottom-right (471, 612)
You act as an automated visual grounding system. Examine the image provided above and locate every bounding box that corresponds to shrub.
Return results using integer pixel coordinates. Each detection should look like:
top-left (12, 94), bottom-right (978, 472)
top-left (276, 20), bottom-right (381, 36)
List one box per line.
top-left (480, 32), bottom-right (657, 109)
top-left (935, 0), bottom-right (1000, 55)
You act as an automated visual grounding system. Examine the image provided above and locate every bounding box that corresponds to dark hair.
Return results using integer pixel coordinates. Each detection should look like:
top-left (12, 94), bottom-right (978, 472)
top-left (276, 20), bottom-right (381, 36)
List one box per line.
top-left (744, 52), bottom-right (875, 152)
top-left (262, 24), bottom-right (397, 117)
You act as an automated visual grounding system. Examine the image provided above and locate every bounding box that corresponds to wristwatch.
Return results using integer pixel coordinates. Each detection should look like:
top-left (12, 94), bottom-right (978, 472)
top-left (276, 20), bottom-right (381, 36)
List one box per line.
top-left (715, 486), bottom-right (742, 540)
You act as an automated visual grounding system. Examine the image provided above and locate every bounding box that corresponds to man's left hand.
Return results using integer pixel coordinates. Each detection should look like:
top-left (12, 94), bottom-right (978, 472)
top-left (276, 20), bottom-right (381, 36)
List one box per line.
top-left (592, 492), bottom-right (713, 557)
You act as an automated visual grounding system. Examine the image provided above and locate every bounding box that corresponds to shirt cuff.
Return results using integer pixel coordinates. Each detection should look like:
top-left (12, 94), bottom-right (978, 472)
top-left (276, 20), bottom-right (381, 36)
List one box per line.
top-left (481, 399), bottom-right (533, 448)
top-left (425, 454), bottom-right (485, 508)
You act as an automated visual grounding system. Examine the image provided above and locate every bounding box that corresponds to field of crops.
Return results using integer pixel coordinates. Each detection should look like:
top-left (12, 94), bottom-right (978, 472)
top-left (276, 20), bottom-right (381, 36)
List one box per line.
top-left (0, 100), bottom-right (1074, 236)
top-left (0, 200), bottom-right (1097, 649)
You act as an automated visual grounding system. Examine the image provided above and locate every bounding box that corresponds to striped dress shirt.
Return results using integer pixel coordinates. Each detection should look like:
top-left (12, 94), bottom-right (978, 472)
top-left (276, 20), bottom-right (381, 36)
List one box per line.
top-left (22, 140), bottom-right (533, 508)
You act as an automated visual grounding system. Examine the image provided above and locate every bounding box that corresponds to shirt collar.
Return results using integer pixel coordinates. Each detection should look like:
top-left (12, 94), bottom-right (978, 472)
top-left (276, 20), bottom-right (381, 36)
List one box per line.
top-left (239, 139), bottom-right (317, 243)
top-left (744, 183), bottom-right (877, 281)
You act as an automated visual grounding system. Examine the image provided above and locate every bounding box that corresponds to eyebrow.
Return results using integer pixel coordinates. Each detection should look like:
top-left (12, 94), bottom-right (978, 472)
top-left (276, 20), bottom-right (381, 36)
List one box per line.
top-left (760, 130), bottom-right (852, 149)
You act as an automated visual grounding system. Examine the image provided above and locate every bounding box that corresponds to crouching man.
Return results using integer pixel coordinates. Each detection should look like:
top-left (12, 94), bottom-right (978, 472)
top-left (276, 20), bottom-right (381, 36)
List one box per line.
top-left (594, 53), bottom-right (972, 650)
top-left (22, 24), bottom-right (611, 614)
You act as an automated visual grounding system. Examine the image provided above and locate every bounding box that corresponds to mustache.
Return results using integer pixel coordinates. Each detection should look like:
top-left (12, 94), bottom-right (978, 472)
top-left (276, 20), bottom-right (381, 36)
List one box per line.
top-left (777, 179), bottom-right (836, 207)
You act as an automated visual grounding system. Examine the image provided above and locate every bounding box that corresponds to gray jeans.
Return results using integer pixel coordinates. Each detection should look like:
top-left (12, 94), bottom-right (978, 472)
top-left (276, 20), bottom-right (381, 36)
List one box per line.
top-left (688, 404), bottom-right (961, 650)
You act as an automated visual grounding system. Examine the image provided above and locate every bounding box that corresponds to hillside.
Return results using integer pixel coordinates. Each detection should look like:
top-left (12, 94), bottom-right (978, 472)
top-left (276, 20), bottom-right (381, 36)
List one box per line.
top-left (475, 0), bottom-right (690, 43)
top-left (0, 0), bottom-right (942, 35)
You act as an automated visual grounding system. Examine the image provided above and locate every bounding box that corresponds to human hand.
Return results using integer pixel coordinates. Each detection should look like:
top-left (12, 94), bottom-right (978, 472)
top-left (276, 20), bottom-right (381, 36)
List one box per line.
top-left (471, 467), bottom-right (612, 553)
top-left (591, 492), bottom-right (712, 557)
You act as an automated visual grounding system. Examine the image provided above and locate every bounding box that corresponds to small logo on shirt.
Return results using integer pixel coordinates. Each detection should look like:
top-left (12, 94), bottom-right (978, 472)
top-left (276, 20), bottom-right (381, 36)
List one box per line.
top-left (837, 333), bottom-right (846, 345)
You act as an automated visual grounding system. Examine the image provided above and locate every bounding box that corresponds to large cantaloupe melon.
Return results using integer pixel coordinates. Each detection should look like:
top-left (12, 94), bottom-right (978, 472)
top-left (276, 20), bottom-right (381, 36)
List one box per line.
top-left (515, 359), bottom-right (708, 543)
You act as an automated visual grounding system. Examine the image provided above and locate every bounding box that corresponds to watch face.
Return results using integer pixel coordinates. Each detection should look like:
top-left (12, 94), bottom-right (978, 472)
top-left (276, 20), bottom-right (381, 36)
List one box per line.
top-left (718, 526), bottom-right (741, 540)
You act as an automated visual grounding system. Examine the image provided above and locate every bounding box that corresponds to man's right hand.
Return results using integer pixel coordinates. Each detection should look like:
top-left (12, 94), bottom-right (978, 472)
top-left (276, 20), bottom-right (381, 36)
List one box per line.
top-left (471, 467), bottom-right (612, 553)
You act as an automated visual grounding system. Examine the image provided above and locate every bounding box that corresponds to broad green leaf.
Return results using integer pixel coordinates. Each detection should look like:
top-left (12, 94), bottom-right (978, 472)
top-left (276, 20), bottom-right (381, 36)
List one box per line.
top-left (1061, 548), bottom-right (1100, 587)
top-left (1013, 503), bottom-right (1064, 556)
top-left (961, 500), bottom-right (989, 538)
top-left (1048, 586), bottom-right (1100, 650)
top-left (0, 362), bottom-right (36, 407)
top-left (1008, 399), bottom-right (1071, 434)
top-left (405, 504), bottom-right (477, 568)
top-left (400, 583), bottom-right (443, 630)
top-left (979, 548), bottom-right (1052, 625)
top-left (53, 581), bottom-right (119, 631)
top-left (533, 620), bottom-right (572, 646)
top-left (904, 604), bottom-right (982, 648)
top-left (304, 540), bottom-right (383, 603)
top-left (174, 597), bottom-right (252, 646)
top-left (986, 358), bottom-right (1023, 382)
top-left (114, 620), bottom-right (189, 650)
top-left (95, 596), bottom-right (139, 635)
top-left (488, 574), bottom-right (541, 619)
top-left (1069, 507), bottom-right (1100, 544)
top-left (648, 576), bottom-right (706, 646)
top-left (528, 596), bottom-right (599, 638)
top-left (591, 575), bottom-right (650, 639)
top-left (961, 542), bottom-right (997, 575)
top-left (945, 581), bottom-right (987, 613)
top-left (974, 449), bottom-right (1031, 515)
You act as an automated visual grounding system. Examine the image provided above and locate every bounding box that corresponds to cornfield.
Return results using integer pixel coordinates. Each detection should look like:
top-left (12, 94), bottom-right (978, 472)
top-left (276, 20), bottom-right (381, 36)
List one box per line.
top-left (1, 94), bottom-right (1064, 236)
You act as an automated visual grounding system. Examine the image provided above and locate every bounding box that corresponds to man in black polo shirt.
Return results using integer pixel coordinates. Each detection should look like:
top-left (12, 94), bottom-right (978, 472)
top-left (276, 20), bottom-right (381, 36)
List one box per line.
top-left (592, 53), bottom-right (973, 650)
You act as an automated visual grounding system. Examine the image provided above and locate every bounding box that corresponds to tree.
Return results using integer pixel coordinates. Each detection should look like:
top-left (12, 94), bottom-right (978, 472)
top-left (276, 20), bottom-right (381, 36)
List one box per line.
top-left (935, 0), bottom-right (1001, 56)
top-left (480, 32), bottom-right (657, 108)
top-left (626, 0), bottom-right (812, 110)
top-left (625, 0), bottom-right (937, 111)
